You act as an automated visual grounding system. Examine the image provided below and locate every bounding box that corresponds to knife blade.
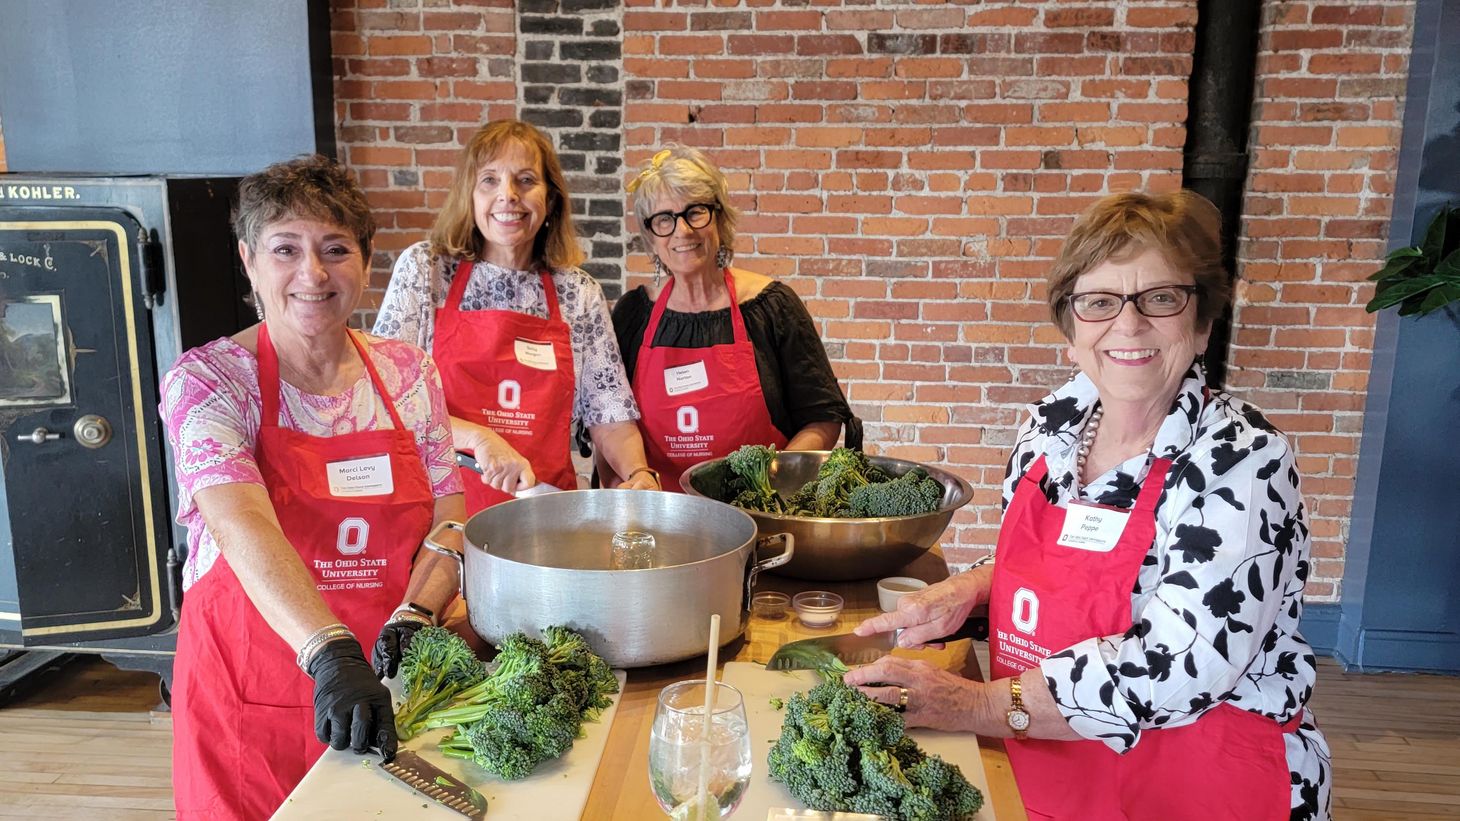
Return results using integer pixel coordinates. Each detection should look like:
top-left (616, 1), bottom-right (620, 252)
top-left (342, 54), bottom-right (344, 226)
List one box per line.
top-left (765, 616), bottom-right (988, 671)
top-left (378, 750), bottom-right (488, 820)
top-left (454, 450), bottom-right (562, 498)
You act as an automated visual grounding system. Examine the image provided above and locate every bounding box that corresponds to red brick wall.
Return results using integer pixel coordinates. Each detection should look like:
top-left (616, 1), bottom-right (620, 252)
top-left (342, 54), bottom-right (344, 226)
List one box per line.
top-left (325, 0), bottom-right (1413, 601)
top-left (1229, 1), bottom-right (1412, 601)
top-left (329, 1), bottom-right (519, 290)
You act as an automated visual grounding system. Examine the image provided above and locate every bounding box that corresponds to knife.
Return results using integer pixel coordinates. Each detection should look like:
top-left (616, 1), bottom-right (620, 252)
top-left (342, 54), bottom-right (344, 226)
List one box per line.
top-left (766, 616), bottom-right (988, 671)
top-left (378, 750), bottom-right (488, 820)
top-left (455, 450), bottom-right (562, 498)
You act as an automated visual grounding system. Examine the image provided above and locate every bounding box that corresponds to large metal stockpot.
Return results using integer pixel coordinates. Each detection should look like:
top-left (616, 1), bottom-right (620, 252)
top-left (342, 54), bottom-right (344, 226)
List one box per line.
top-left (460, 489), bottom-right (793, 668)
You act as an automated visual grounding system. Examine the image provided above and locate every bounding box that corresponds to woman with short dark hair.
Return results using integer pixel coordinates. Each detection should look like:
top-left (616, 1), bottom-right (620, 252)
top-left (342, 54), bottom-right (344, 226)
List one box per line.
top-left (162, 155), bottom-right (466, 820)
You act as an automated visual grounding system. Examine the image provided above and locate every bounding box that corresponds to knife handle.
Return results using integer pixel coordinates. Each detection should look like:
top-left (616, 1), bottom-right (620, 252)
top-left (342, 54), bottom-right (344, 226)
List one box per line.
top-left (926, 613), bottom-right (988, 645)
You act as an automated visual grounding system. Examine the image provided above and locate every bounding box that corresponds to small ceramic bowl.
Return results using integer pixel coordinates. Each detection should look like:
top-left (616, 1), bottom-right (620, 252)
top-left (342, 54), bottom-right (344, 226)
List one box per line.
top-left (751, 591), bottom-right (790, 620)
top-left (791, 590), bottom-right (844, 628)
top-left (876, 576), bottom-right (928, 613)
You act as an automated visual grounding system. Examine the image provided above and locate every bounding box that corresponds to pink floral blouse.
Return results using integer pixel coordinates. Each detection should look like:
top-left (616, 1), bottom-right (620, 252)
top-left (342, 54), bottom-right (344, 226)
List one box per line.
top-left (160, 334), bottom-right (462, 590)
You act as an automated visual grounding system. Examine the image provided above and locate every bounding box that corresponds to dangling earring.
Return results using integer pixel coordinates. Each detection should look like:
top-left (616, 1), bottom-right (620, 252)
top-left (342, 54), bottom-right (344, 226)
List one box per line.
top-left (715, 246), bottom-right (730, 270)
top-left (1193, 352), bottom-right (1206, 371)
top-left (652, 255), bottom-right (665, 288)
top-left (251, 290), bottom-right (265, 322)
top-left (1066, 349), bottom-right (1079, 381)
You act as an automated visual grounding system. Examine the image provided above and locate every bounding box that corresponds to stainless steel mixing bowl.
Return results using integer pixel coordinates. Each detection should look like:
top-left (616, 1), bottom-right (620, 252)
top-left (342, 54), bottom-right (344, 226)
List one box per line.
top-left (679, 451), bottom-right (973, 581)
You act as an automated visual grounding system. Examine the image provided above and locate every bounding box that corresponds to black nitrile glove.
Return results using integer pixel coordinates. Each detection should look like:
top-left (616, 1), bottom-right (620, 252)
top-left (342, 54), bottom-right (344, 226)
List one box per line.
top-left (308, 638), bottom-right (398, 761)
top-left (372, 618), bottom-right (426, 679)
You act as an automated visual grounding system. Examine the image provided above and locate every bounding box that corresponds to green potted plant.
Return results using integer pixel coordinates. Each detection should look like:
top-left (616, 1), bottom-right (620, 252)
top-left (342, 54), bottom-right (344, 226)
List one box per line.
top-left (1366, 204), bottom-right (1460, 316)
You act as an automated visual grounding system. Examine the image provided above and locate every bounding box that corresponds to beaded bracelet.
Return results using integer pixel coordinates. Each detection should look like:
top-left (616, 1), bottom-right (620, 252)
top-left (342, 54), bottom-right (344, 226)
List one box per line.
top-left (295, 623), bottom-right (354, 673)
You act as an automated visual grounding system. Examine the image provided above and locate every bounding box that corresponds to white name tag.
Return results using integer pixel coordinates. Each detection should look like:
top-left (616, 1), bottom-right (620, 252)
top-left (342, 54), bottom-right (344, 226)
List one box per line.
top-left (513, 339), bottom-right (557, 371)
top-left (1055, 500), bottom-right (1130, 552)
top-left (326, 454), bottom-right (394, 498)
top-left (664, 361), bottom-right (710, 397)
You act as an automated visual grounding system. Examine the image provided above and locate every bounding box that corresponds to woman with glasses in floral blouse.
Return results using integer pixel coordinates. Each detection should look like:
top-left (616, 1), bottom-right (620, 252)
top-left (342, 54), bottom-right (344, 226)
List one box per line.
top-left (845, 191), bottom-right (1331, 820)
top-left (611, 147), bottom-right (856, 488)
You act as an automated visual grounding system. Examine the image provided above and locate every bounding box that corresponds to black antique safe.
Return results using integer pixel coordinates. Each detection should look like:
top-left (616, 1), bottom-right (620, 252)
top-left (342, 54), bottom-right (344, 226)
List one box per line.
top-left (0, 174), bottom-right (250, 689)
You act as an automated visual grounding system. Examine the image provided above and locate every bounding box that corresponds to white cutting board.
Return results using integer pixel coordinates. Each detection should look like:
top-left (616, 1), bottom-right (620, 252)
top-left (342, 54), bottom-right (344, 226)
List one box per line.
top-left (272, 670), bottom-right (626, 821)
top-left (721, 661), bottom-right (997, 821)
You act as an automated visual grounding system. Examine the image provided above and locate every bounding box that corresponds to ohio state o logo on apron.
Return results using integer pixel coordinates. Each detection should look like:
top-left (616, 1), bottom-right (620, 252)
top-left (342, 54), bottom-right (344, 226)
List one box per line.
top-left (498, 380), bottom-right (521, 410)
top-left (1011, 587), bottom-right (1039, 634)
top-left (677, 406), bottom-right (699, 433)
top-left (336, 517), bottom-right (370, 556)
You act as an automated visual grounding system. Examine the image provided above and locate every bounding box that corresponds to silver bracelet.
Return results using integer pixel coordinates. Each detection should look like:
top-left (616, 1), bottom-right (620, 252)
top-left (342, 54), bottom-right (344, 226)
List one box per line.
top-left (295, 623), bottom-right (354, 673)
top-left (390, 609), bottom-right (434, 628)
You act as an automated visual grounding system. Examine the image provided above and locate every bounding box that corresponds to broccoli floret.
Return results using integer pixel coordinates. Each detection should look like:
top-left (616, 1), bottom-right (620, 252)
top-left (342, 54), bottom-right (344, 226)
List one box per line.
top-left (847, 466), bottom-right (944, 518)
top-left (394, 626), bottom-right (488, 740)
top-left (724, 444), bottom-right (789, 514)
top-left (767, 679), bottom-right (982, 821)
top-left (439, 707), bottom-right (541, 780)
top-left (413, 626), bottom-right (619, 781)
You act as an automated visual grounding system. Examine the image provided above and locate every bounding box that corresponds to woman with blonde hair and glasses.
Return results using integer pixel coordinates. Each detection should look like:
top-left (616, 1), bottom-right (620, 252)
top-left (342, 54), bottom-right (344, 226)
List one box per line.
top-left (844, 190), bottom-right (1331, 820)
top-left (374, 119), bottom-right (657, 511)
top-left (612, 147), bottom-right (856, 487)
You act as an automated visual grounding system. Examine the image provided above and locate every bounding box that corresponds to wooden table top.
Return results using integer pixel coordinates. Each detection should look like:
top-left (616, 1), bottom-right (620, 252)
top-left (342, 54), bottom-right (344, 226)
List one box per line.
top-left (582, 550), bottom-right (1027, 820)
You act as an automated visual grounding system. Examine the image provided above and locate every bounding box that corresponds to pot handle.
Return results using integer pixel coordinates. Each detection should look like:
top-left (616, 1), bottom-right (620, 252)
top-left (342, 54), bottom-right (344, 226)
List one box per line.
top-left (746, 532), bottom-right (795, 609)
top-left (421, 520), bottom-right (467, 601)
top-left (752, 532), bottom-right (795, 573)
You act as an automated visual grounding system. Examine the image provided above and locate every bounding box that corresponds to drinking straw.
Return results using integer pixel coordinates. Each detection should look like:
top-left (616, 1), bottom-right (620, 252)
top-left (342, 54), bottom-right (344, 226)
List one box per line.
top-left (695, 613), bottom-right (721, 819)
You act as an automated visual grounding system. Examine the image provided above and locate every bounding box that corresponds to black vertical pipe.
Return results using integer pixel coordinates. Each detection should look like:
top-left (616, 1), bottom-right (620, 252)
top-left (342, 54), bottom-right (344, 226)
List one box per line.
top-left (1182, 0), bottom-right (1263, 388)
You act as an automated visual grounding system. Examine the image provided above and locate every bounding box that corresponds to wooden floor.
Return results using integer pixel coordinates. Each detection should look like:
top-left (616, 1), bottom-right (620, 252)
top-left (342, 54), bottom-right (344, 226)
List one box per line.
top-left (0, 654), bottom-right (1455, 820)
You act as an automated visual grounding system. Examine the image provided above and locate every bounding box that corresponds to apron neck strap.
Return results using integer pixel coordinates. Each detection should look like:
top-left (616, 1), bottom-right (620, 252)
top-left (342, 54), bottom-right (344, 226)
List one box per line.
top-left (1133, 457), bottom-right (1172, 514)
top-left (538, 271), bottom-right (560, 321)
top-left (1023, 454), bottom-right (1051, 484)
top-left (641, 268), bottom-right (747, 348)
top-left (256, 324), bottom-right (405, 431)
top-left (258, 322), bottom-right (282, 428)
top-left (446, 259), bottom-right (474, 309)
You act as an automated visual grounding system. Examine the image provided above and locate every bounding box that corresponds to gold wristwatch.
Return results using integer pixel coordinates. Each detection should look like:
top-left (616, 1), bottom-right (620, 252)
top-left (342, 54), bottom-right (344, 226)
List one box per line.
top-left (1007, 678), bottom-right (1031, 738)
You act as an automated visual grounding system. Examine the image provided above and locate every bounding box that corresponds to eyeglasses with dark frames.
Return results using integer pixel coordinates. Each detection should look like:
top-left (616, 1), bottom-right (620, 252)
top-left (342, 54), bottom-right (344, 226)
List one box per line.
top-left (644, 203), bottom-right (716, 237)
top-left (1065, 284), bottom-right (1201, 322)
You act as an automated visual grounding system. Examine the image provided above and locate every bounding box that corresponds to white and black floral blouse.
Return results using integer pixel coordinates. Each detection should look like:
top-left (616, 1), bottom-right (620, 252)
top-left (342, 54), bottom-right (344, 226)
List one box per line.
top-left (372, 241), bottom-right (640, 429)
top-left (1002, 366), bottom-right (1332, 820)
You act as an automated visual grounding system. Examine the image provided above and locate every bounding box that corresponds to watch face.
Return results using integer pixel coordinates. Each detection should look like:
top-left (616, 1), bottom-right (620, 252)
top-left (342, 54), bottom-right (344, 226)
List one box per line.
top-left (1008, 710), bottom-right (1031, 732)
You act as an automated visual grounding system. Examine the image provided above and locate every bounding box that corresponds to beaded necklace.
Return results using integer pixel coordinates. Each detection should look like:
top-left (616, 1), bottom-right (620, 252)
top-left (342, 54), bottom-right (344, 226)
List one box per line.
top-left (1073, 403), bottom-right (1103, 496)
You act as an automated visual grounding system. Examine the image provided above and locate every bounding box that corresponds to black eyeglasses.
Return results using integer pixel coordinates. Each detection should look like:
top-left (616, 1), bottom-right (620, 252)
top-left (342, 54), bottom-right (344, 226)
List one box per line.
top-left (644, 203), bottom-right (716, 237)
top-left (1066, 285), bottom-right (1200, 322)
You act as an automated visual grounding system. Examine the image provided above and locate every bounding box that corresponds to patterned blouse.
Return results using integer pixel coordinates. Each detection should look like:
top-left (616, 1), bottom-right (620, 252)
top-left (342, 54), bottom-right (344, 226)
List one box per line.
top-left (160, 335), bottom-right (461, 591)
top-left (371, 241), bottom-right (640, 428)
top-left (1004, 366), bottom-right (1332, 819)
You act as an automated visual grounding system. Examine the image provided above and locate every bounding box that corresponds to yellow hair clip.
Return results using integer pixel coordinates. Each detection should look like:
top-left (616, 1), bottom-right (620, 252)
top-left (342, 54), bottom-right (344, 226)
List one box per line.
top-left (626, 149), bottom-right (673, 194)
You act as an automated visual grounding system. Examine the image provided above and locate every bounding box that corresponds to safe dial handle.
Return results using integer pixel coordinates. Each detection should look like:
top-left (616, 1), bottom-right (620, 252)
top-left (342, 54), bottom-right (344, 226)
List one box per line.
top-left (17, 427), bottom-right (62, 445)
top-left (74, 415), bottom-right (113, 449)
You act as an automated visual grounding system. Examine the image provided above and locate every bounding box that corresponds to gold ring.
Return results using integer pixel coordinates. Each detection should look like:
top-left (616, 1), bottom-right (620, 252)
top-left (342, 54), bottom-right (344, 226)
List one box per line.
top-left (896, 687), bottom-right (909, 712)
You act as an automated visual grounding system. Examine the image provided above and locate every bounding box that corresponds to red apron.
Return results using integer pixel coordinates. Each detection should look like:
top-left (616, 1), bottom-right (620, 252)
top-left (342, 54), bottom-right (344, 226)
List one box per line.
top-left (989, 454), bottom-right (1297, 820)
top-left (172, 325), bottom-right (434, 821)
top-left (433, 259), bottom-right (576, 512)
top-left (632, 269), bottom-right (788, 489)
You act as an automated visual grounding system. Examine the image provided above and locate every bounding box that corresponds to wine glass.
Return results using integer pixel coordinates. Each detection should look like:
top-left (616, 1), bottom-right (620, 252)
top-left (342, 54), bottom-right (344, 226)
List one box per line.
top-left (648, 679), bottom-right (752, 819)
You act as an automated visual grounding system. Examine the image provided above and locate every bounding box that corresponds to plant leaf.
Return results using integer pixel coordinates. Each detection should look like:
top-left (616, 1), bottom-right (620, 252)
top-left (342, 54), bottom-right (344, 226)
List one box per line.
top-left (1417, 282), bottom-right (1460, 315)
top-left (1435, 247), bottom-right (1460, 282)
top-left (1366, 274), bottom-right (1444, 312)
top-left (1421, 205), bottom-right (1453, 261)
top-left (1368, 255), bottom-right (1420, 282)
